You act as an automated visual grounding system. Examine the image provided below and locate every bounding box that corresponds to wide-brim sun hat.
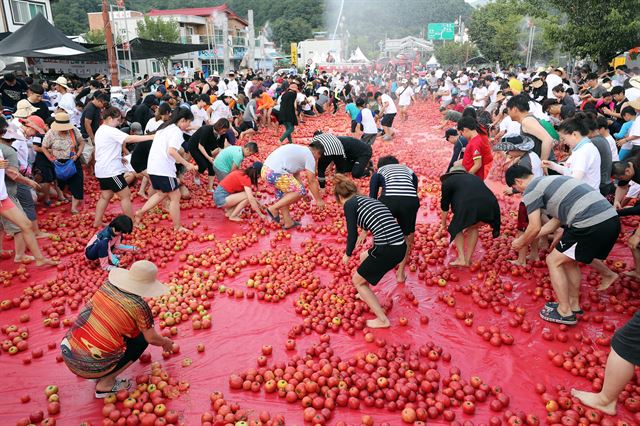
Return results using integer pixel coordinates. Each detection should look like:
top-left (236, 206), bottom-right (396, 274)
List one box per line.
top-left (629, 76), bottom-right (640, 90)
top-left (223, 90), bottom-right (237, 100)
top-left (50, 112), bottom-right (74, 131)
top-left (628, 98), bottom-right (640, 111)
top-left (13, 99), bottom-right (38, 118)
top-left (54, 76), bottom-right (70, 90)
top-left (493, 135), bottom-right (535, 152)
top-left (21, 115), bottom-right (47, 134)
top-left (440, 165), bottom-right (467, 182)
top-left (531, 79), bottom-right (543, 89)
top-left (108, 260), bottom-right (169, 298)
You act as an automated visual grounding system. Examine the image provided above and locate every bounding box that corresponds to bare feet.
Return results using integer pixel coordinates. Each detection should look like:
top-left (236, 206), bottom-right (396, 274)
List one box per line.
top-left (527, 253), bottom-right (540, 262)
top-left (137, 191), bottom-right (148, 200)
top-left (228, 216), bottom-right (243, 222)
top-left (366, 318), bottom-right (391, 329)
top-left (14, 255), bottom-right (35, 263)
top-left (175, 226), bottom-right (190, 233)
top-left (449, 258), bottom-right (469, 267)
top-left (35, 257), bottom-right (59, 267)
top-left (597, 272), bottom-right (619, 291)
top-left (35, 232), bottom-right (52, 239)
top-left (570, 389), bottom-right (616, 415)
top-left (623, 271), bottom-right (640, 281)
top-left (396, 270), bottom-right (407, 283)
top-left (509, 259), bottom-right (527, 266)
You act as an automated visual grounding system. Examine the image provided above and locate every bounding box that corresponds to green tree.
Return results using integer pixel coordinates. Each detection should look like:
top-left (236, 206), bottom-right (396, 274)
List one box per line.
top-left (434, 42), bottom-right (478, 66)
top-left (539, 0), bottom-right (640, 68)
top-left (467, 0), bottom-right (558, 66)
top-left (83, 29), bottom-right (106, 46)
top-left (136, 16), bottom-right (180, 75)
top-left (51, 0), bottom-right (99, 35)
top-left (271, 17), bottom-right (313, 54)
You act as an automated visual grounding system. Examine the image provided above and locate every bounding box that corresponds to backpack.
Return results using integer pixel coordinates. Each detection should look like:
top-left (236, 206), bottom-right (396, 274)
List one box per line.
top-left (125, 105), bottom-right (138, 123)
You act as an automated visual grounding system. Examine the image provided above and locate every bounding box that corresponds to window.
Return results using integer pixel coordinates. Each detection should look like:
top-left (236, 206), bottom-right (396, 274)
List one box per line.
top-left (151, 61), bottom-right (160, 74)
top-left (132, 62), bottom-right (140, 75)
top-left (10, 0), bottom-right (46, 24)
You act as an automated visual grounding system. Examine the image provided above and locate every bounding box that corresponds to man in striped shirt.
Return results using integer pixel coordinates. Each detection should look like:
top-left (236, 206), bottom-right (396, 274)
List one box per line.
top-left (506, 165), bottom-right (620, 325)
top-left (311, 131), bottom-right (372, 188)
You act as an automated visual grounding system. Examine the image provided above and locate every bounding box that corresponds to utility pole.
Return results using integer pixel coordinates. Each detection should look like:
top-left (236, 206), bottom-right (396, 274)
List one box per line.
top-left (247, 9), bottom-right (255, 69)
top-left (222, 14), bottom-right (230, 74)
top-left (102, 0), bottom-right (118, 86)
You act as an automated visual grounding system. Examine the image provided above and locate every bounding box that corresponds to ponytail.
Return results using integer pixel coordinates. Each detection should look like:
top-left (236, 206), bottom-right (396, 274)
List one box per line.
top-left (158, 107), bottom-right (194, 131)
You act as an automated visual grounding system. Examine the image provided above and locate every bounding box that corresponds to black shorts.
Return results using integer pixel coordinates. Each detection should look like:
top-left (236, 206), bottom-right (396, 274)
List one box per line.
top-left (57, 162), bottom-right (84, 201)
top-left (380, 113), bottom-right (396, 127)
top-left (190, 147), bottom-right (214, 175)
top-left (98, 174), bottom-right (128, 193)
top-left (33, 159), bottom-right (55, 183)
top-left (555, 216), bottom-right (620, 264)
top-left (181, 134), bottom-right (191, 152)
top-left (380, 196), bottom-right (420, 235)
top-left (357, 243), bottom-right (406, 285)
top-left (149, 174), bottom-right (179, 193)
top-left (350, 119), bottom-right (361, 133)
top-left (612, 311), bottom-right (640, 365)
top-left (238, 121), bottom-right (257, 132)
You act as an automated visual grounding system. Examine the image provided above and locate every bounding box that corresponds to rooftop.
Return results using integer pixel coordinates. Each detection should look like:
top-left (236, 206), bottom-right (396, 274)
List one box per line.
top-left (147, 4), bottom-right (248, 25)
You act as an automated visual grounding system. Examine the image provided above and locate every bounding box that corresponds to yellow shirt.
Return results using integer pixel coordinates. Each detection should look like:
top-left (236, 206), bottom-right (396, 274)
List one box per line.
top-left (508, 78), bottom-right (523, 95)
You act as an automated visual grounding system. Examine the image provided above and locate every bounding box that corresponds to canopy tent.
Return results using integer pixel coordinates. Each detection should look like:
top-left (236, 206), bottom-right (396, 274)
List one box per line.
top-left (53, 38), bottom-right (211, 62)
top-left (427, 55), bottom-right (439, 66)
top-left (0, 14), bottom-right (89, 57)
top-left (348, 47), bottom-right (370, 63)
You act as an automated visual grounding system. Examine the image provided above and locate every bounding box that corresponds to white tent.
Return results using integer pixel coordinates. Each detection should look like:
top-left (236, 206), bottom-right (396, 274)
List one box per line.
top-left (427, 55), bottom-right (439, 66)
top-left (349, 47), bottom-right (370, 63)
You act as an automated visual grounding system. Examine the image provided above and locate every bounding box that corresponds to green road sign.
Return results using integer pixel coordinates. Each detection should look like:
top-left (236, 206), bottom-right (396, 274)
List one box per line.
top-left (428, 23), bottom-right (455, 41)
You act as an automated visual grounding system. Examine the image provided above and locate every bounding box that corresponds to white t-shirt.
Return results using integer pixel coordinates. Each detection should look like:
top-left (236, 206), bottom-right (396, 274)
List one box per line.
top-left (488, 81), bottom-right (500, 103)
top-left (396, 86), bottom-right (414, 107)
top-left (379, 93), bottom-right (397, 114)
top-left (189, 105), bottom-right (209, 135)
top-left (361, 108), bottom-right (377, 134)
top-left (226, 80), bottom-right (239, 95)
top-left (264, 144), bottom-right (316, 174)
top-left (472, 86), bottom-right (488, 107)
top-left (605, 135), bottom-right (619, 161)
top-left (94, 125), bottom-right (128, 178)
top-left (216, 80), bottom-right (228, 96)
top-left (0, 149), bottom-right (6, 200)
top-left (147, 124), bottom-right (184, 178)
top-left (526, 151), bottom-right (544, 178)
top-left (209, 100), bottom-right (231, 125)
top-left (629, 118), bottom-right (640, 145)
top-left (626, 87), bottom-right (640, 102)
top-left (545, 74), bottom-right (563, 98)
top-left (499, 116), bottom-right (521, 136)
top-left (434, 69), bottom-right (444, 79)
top-left (145, 118), bottom-right (163, 133)
top-left (244, 81), bottom-right (254, 97)
top-left (564, 141), bottom-right (601, 190)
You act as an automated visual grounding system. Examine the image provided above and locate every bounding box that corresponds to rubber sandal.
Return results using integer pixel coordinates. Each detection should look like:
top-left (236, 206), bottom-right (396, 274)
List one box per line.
top-left (95, 378), bottom-right (131, 399)
top-left (266, 209), bottom-right (280, 223)
top-left (283, 221), bottom-right (301, 230)
top-left (543, 301), bottom-right (584, 315)
top-left (539, 307), bottom-right (577, 325)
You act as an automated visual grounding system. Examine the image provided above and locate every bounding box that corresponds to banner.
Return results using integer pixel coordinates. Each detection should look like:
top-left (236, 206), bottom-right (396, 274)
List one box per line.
top-left (290, 42), bottom-right (298, 66)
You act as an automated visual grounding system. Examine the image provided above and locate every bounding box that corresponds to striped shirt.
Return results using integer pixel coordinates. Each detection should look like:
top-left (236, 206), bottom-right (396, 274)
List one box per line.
top-left (369, 164), bottom-right (418, 198)
top-left (344, 195), bottom-right (405, 256)
top-left (522, 175), bottom-right (617, 229)
top-left (313, 133), bottom-right (345, 157)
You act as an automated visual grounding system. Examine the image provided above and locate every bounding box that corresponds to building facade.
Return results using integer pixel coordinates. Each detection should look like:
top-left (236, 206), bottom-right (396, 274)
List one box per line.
top-left (0, 0), bottom-right (53, 32)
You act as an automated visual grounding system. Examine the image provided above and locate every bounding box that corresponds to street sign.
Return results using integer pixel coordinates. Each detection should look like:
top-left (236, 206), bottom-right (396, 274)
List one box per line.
top-left (290, 42), bottom-right (298, 66)
top-left (427, 23), bottom-right (455, 41)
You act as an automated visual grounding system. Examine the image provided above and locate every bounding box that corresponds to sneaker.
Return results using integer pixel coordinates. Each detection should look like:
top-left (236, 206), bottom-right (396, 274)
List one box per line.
top-left (539, 307), bottom-right (577, 325)
top-left (543, 301), bottom-right (584, 315)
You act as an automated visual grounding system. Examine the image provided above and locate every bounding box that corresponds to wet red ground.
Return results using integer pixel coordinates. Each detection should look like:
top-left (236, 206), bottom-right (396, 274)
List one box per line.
top-left (1, 101), bottom-right (639, 425)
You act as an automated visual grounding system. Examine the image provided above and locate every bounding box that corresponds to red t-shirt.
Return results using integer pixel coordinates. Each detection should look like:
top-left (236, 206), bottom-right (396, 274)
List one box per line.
top-left (462, 133), bottom-right (493, 180)
top-left (220, 170), bottom-right (252, 193)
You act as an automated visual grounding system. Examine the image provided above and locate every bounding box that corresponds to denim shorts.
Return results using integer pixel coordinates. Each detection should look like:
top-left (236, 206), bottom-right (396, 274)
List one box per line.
top-left (213, 185), bottom-right (229, 207)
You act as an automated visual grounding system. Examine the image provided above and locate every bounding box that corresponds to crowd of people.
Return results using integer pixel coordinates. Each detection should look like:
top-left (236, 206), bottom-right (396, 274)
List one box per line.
top-left (1, 61), bottom-right (640, 415)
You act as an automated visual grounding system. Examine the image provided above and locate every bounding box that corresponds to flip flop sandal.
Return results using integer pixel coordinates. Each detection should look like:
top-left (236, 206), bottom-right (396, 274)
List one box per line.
top-left (95, 378), bottom-right (131, 399)
top-left (543, 301), bottom-right (584, 315)
top-left (539, 307), bottom-right (577, 325)
top-left (266, 209), bottom-right (280, 223)
top-left (283, 221), bottom-right (301, 230)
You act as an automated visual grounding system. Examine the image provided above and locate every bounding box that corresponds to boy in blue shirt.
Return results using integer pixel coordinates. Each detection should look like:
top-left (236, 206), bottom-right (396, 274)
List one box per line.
top-left (345, 100), bottom-right (361, 135)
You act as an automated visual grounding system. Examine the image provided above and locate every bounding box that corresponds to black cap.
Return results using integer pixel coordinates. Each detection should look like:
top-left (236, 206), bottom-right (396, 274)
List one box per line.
top-left (444, 128), bottom-right (458, 138)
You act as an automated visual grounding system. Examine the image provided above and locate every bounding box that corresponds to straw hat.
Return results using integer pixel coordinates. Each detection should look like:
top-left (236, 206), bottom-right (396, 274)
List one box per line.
top-left (628, 98), bottom-right (640, 111)
top-left (440, 165), bottom-right (468, 181)
top-left (531, 78), bottom-right (544, 89)
top-left (50, 112), bottom-right (74, 131)
top-left (108, 260), bottom-right (169, 298)
top-left (13, 99), bottom-right (39, 118)
top-left (629, 76), bottom-right (640, 90)
top-left (54, 76), bottom-right (70, 90)
top-left (493, 135), bottom-right (535, 152)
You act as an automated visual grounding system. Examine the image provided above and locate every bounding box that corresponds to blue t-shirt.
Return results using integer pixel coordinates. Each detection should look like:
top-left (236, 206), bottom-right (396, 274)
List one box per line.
top-left (213, 146), bottom-right (244, 174)
top-left (345, 103), bottom-right (360, 120)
